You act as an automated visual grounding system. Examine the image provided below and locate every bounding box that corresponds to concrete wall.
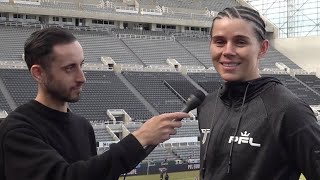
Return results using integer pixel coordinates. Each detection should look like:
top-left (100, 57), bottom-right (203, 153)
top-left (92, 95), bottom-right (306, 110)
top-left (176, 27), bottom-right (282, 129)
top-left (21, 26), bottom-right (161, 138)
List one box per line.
top-left (271, 36), bottom-right (320, 74)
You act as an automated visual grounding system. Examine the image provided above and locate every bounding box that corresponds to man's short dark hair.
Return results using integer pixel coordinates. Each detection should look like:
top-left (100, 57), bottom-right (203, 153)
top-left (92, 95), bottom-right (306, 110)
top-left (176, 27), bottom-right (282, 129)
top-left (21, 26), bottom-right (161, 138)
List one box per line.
top-left (24, 27), bottom-right (77, 70)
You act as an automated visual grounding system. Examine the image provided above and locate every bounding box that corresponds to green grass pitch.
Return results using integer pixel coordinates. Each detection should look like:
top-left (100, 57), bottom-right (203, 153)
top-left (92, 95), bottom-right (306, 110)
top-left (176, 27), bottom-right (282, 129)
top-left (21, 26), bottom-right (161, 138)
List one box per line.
top-left (119, 171), bottom-right (306, 180)
top-left (119, 170), bottom-right (199, 180)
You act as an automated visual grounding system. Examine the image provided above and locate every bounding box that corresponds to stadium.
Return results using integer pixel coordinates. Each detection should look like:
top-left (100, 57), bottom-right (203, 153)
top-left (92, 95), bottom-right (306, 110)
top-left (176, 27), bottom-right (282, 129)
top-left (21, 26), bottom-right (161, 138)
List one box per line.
top-left (0, 0), bottom-right (319, 179)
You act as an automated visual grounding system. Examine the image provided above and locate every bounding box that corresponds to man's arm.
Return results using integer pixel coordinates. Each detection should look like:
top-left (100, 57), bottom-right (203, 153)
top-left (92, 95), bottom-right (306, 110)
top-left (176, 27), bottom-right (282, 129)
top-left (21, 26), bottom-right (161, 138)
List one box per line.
top-left (3, 127), bottom-right (145, 180)
top-left (2, 112), bottom-right (188, 180)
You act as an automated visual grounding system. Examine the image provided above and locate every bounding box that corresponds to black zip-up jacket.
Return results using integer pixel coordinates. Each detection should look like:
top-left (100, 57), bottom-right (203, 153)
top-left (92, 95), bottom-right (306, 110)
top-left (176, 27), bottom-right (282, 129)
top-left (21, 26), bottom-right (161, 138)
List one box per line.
top-left (0, 100), bottom-right (147, 180)
top-left (198, 77), bottom-right (320, 180)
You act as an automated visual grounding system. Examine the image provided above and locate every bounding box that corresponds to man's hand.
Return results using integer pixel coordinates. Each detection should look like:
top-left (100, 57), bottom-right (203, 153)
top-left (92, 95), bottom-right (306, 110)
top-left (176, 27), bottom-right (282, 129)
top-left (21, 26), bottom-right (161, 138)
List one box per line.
top-left (132, 112), bottom-right (189, 146)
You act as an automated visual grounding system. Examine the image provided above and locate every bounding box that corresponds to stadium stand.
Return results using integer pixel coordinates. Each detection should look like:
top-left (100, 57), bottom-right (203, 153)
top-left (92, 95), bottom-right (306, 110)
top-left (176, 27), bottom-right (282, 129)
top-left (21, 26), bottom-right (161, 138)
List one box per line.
top-left (144, 146), bottom-right (176, 162)
top-left (125, 122), bottom-right (142, 132)
top-left (0, 26), bottom-right (38, 61)
top-left (163, 79), bottom-right (199, 102)
top-left (175, 36), bottom-right (212, 68)
top-left (125, 120), bottom-right (200, 138)
top-left (0, 91), bottom-right (11, 113)
top-left (69, 70), bottom-right (153, 121)
top-left (154, 0), bottom-right (239, 11)
top-left (124, 119), bottom-right (201, 163)
top-left (40, 1), bottom-right (79, 10)
top-left (0, 69), bottom-right (37, 106)
top-left (260, 46), bottom-right (301, 70)
top-left (171, 120), bottom-right (200, 138)
top-left (295, 74), bottom-right (320, 94)
top-left (188, 72), bottom-right (223, 93)
top-left (112, 29), bottom-right (167, 36)
top-left (187, 72), bottom-right (320, 105)
top-left (74, 31), bottom-right (143, 64)
top-left (266, 74), bottom-right (320, 105)
top-left (0, 24), bottom-right (300, 70)
top-left (0, 0), bottom-right (319, 173)
top-left (121, 36), bottom-right (204, 66)
top-left (81, 2), bottom-right (114, 13)
top-left (122, 71), bottom-right (190, 113)
top-left (172, 145), bottom-right (200, 161)
top-left (92, 124), bottom-right (115, 142)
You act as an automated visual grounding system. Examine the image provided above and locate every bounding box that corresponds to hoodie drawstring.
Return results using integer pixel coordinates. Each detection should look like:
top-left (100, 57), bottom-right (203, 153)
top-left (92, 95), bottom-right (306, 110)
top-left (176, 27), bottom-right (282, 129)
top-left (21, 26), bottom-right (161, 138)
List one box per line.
top-left (227, 83), bottom-right (250, 174)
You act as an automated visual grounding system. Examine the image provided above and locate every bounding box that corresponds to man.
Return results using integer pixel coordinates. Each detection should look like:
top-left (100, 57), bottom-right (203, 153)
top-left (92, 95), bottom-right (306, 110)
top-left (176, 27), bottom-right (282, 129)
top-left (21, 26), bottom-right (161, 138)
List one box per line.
top-left (0, 27), bottom-right (188, 180)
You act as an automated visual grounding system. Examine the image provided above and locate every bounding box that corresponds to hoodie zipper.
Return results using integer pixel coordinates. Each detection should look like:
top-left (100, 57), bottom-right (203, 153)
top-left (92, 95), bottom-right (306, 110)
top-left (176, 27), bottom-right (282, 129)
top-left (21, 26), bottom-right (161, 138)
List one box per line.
top-left (227, 83), bottom-right (250, 174)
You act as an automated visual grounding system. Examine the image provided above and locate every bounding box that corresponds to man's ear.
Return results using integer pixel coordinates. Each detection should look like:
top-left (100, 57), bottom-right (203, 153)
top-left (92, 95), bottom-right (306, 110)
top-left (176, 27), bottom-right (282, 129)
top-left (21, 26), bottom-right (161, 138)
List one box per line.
top-left (258, 39), bottom-right (269, 59)
top-left (30, 65), bottom-right (43, 83)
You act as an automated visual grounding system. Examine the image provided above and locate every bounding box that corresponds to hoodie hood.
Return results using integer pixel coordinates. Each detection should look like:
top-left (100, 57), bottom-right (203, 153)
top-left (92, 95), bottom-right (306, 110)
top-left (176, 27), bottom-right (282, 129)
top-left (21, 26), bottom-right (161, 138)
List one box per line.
top-left (220, 77), bottom-right (282, 107)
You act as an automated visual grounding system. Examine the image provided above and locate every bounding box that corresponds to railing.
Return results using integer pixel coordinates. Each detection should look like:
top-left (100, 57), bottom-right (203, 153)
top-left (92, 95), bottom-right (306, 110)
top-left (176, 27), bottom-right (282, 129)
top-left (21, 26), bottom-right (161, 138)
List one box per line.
top-left (117, 33), bottom-right (174, 41)
top-left (141, 8), bottom-right (162, 15)
top-left (163, 80), bottom-right (186, 102)
top-left (115, 5), bottom-right (138, 13)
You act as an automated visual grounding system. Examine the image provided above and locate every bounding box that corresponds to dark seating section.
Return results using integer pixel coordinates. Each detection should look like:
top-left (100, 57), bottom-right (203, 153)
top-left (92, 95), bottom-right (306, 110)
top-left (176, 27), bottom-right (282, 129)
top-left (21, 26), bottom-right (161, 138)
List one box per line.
top-left (0, 24), bottom-right (302, 70)
top-left (295, 75), bottom-right (320, 94)
top-left (266, 74), bottom-right (320, 105)
top-left (171, 121), bottom-right (200, 138)
top-left (122, 71), bottom-right (188, 113)
top-left (125, 122), bottom-right (142, 132)
top-left (125, 120), bottom-right (199, 138)
top-left (0, 90), bottom-right (11, 113)
top-left (176, 37), bottom-right (211, 68)
top-left (188, 72), bottom-right (223, 93)
top-left (69, 70), bottom-right (153, 121)
top-left (121, 37), bottom-right (204, 66)
top-left (144, 146), bottom-right (176, 162)
top-left (0, 69), bottom-right (37, 106)
top-left (164, 79), bottom-right (198, 102)
top-left (172, 145), bottom-right (200, 161)
top-left (74, 31), bottom-right (142, 64)
top-left (92, 124), bottom-right (115, 142)
top-left (188, 72), bottom-right (320, 105)
top-left (0, 26), bottom-right (38, 61)
top-left (261, 46), bottom-right (301, 69)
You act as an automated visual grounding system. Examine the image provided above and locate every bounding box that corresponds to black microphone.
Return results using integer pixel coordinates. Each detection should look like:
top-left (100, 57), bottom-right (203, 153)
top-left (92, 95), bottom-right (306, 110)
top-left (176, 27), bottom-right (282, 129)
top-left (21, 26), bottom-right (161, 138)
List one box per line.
top-left (144, 90), bottom-right (206, 155)
top-left (181, 90), bottom-right (206, 113)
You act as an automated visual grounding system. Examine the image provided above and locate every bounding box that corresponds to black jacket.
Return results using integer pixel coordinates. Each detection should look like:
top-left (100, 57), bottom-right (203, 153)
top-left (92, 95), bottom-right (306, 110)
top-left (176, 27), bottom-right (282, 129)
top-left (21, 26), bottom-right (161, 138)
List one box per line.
top-left (0, 100), bottom-right (147, 180)
top-left (198, 77), bottom-right (320, 180)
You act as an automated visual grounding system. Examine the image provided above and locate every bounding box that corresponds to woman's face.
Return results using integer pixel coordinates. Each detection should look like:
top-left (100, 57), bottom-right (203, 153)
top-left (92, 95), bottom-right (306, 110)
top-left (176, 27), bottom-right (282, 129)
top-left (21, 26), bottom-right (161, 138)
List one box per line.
top-left (210, 17), bottom-right (268, 82)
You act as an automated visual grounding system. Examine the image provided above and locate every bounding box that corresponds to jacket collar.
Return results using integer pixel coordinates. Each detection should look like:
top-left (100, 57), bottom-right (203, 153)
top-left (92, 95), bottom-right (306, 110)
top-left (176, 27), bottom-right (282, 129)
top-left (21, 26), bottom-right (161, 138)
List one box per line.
top-left (219, 77), bottom-right (281, 107)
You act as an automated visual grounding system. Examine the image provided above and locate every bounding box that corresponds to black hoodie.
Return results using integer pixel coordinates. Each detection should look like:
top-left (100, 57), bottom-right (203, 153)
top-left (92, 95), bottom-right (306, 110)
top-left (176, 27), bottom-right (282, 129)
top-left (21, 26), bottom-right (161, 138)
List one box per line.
top-left (198, 77), bottom-right (320, 180)
top-left (0, 100), bottom-right (147, 180)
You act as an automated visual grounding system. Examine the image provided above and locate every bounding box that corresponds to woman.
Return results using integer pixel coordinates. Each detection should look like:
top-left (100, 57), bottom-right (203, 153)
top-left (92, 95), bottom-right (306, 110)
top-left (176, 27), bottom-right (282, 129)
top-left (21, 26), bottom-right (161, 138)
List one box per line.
top-left (198, 6), bottom-right (320, 180)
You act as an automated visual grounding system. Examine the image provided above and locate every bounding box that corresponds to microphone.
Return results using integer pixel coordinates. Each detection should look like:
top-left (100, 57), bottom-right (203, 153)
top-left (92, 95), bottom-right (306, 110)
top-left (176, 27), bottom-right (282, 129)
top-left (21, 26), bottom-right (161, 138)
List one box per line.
top-left (181, 90), bottom-right (206, 113)
top-left (144, 90), bottom-right (206, 155)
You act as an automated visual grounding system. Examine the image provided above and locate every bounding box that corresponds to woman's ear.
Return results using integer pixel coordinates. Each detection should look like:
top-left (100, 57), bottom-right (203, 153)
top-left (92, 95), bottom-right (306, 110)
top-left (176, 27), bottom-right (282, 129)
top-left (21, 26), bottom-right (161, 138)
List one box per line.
top-left (258, 39), bottom-right (269, 59)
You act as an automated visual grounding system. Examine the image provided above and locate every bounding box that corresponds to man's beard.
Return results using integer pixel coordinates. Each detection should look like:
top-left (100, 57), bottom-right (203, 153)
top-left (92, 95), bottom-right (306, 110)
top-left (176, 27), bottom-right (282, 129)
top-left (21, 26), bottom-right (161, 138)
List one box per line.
top-left (45, 84), bottom-right (81, 103)
top-left (44, 74), bottom-right (81, 103)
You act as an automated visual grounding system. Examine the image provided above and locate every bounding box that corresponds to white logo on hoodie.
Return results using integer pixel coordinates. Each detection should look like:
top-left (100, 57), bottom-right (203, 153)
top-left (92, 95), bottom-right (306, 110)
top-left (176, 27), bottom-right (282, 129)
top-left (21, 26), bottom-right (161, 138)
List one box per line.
top-left (228, 131), bottom-right (261, 147)
top-left (201, 129), bottom-right (211, 144)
